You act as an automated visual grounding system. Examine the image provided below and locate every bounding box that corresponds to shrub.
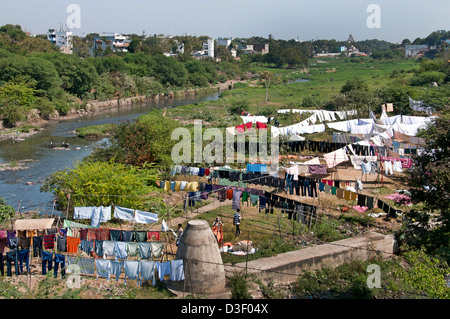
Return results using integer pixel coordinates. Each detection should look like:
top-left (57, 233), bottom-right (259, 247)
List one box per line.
top-left (228, 100), bottom-right (249, 115)
top-left (40, 160), bottom-right (163, 214)
top-left (409, 71), bottom-right (446, 86)
top-left (229, 272), bottom-right (253, 299)
top-left (35, 97), bottom-right (55, 120)
top-left (0, 197), bottom-right (15, 223)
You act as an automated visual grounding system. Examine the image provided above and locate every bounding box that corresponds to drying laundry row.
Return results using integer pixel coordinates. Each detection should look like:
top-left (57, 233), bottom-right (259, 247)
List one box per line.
top-left (53, 236), bottom-right (165, 260)
top-left (1, 228), bottom-right (164, 256)
top-left (319, 183), bottom-right (401, 218)
top-left (41, 253), bottom-right (185, 286)
top-left (73, 205), bottom-right (158, 227)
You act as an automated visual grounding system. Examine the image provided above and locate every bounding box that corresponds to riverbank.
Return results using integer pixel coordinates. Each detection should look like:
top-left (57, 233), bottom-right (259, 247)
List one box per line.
top-left (0, 80), bottom-right (239, 142)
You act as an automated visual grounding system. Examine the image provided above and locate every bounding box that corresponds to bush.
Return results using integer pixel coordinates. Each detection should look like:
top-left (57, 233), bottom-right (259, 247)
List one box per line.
top-left (229, 272), bottom-right (253, 299)
top-left (0, 197), bottom-right (15, 223)
top-left (41, 160), bottom-right (163, 213)
top-left (409, 71), bottom-right (446, 86)
top-left (54, 99), bottom-right (71, 115)
top-left (188, 73), bottom-right (209, 87)
top-left (302, 95), bottom-right (320, 108)
top-left (394, 248), bottom-right (450, 299)
top-left (35, 97), bottom-right (55, 120)
top-left (313, 219), bottom-right (346, 242)
top-left (228, 100), bottom-right (249, 115)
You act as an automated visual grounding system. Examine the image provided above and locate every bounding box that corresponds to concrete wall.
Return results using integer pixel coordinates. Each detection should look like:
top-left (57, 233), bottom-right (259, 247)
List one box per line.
top-left (224, 232), bottom-right (397, 285)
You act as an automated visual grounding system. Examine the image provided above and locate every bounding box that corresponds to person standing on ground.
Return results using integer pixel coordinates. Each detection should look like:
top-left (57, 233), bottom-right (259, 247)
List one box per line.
top-left (212, 217), bottom-right (223, 228)
top-left (176, 224), bottom-right (183, 246)
top-left (233, 209), bottom-right (241, 237)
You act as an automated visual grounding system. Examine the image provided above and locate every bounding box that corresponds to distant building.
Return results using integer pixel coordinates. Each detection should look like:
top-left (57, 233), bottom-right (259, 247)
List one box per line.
top-left (347, 33), bottom-right (356, 43)
top-left (47, 29), bottom-right (73, 54)
top-left (217, 38), bottom-right (232, 47)
top-left (314, 52), bottom-right (341, 58)
top-left (203, 38), bottom-right (214, 57)
top-left (93, 32), bottom-right (131, 53)
top-left (237, 43), bottom-right (269, 55)
top-left (404, 44), bottom-right (429, 58)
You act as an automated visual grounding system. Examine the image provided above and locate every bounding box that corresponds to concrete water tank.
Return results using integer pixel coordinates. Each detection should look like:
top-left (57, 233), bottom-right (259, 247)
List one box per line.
top-left (169, 219), bottom-right (225, 294)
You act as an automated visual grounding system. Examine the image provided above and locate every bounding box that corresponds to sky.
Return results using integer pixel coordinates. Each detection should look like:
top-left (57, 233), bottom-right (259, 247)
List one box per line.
top-left (0, 0), bottom-right (449, 43)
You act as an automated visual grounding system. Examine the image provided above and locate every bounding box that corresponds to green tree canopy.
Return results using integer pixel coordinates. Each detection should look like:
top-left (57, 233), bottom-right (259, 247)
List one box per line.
top-left (41, 160), bottom-right (163, 214)
top-left (400, 109), bottom-right (450, 263)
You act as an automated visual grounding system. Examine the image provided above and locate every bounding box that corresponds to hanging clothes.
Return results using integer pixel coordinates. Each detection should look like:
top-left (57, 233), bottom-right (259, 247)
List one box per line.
top-left (138, 242), bottom-right (152, 260)
top-left (140, 260), bottom-right (156, 285)
top-left (114, 242), bottom-right (128, 260)
top-left (232, 190), bottom-right (242, 210)
top-left (41, 251), bottom-right (53, 275)
top-left (96, 259), bottom-right (111, 280)
top-left (113, 206), bottom-right (134, 221)
top-left (124, 261), bottom-right (140, 285)
top-left (150, 242), bottom-right (164, 258)
top-left (384, 161), bottom-right (393, 175)
top-left (357, 194), bottom-right (367, 207)
top-left (53, 254), bottom-right (66, 278)
top-left (147, 231), bottom-right (160, 241)
top-left (226, 189), bottom-right (234, 200)
top-left (67, 236), bottom-right (80, 254)
top-left (110, 260), bottom-right (124, 282)
top-left (156, 261), bottom-right (171, 282)
top-left (169, 259), bottom-right (185, 281)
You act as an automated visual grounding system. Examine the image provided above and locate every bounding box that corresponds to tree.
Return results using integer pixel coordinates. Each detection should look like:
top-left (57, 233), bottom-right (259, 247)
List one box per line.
top-left (260, 70), bottom-right (274, 103)
top-left (41, 160), bottom-right (163, 214)
top-left (340, 77), bottom-right (369, 94)
top-left (339, 77), bottom-right (379, 116)
top-left (399, 110), bottom-right (450, 263)
top-left (215, 44), bottom-right (232, 61)
top-left (127, 38), bottom-right (142, 53)
top-left (152, 54), bottom-right (188, 87)
top-left (0, 197), bottom-right (15, 224)
top-left (18, 37), bottom-right (58, 53)
top-left (401, 39), bottom-right (411, 45)
top-left (0, 80), bottom-right (35, 127)
top-left (72, 35), bottom-right (92, 58)
top-left (0, 24), bottom-right (27, 42)
top-left (87, 111), bottom-right (179, 172)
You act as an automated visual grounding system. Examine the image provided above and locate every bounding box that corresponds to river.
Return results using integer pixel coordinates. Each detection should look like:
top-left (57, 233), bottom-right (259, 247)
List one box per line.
top-left (0, 92), bottom-right (220, 213)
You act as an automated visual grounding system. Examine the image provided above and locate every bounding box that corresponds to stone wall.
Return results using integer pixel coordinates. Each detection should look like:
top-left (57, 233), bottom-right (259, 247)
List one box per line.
top-left (224, 232), bottom-right (397, 285)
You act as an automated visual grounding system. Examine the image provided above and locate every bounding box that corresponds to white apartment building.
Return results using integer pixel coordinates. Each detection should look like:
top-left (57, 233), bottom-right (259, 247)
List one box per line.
top-left (47, 29), bottom-right (73, 54)
top-left (93, 32), bottom-right (131, 53)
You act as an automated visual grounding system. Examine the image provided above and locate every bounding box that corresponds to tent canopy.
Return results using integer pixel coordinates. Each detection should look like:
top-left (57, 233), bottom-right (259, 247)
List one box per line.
top-left (14, 218), bottom-right (55, 231)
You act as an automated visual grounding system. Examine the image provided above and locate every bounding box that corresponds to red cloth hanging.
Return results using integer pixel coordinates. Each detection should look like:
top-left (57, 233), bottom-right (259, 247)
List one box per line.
top-left (236, 124), bottom-right (245, 133)
top-left (256, 121), bottom-right (267, 129)
top-left (148, 231), bottom-right (160, 240)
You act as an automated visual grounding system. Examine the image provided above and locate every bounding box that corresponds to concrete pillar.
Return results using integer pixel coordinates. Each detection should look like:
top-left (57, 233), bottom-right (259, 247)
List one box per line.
top-left (169, 219), bottom-right (225, 294)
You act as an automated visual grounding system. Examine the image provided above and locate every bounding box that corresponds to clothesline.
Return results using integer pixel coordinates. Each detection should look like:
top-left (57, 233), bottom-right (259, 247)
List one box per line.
top-left (73, 205), bottom-right (158, 227)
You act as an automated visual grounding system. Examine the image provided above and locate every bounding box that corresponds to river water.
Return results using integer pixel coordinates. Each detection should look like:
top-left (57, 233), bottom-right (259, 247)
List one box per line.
top-left (0, 92), bottom-right (220, 213)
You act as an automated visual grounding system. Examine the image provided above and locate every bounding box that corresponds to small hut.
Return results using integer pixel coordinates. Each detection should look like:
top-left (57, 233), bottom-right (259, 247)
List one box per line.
top-left (168, 219), bottom-right (225, 294)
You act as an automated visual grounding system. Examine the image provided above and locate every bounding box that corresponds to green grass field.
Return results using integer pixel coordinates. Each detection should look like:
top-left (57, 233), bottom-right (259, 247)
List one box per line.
top-left (166, 57), bottom-right (418, 127)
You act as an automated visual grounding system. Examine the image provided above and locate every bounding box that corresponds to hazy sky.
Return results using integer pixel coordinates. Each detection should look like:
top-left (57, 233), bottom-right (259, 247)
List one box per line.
top-left (1, 0), bottom-right (448, 43)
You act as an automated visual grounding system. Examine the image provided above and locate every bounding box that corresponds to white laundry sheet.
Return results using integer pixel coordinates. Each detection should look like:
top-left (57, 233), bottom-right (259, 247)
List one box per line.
top-left (241, 116), bottom-right (269, 124)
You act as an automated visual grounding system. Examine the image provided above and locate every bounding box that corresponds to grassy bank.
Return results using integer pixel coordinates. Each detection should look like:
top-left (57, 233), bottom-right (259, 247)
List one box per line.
top-left (74, 57), bottom-right (419, 138)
